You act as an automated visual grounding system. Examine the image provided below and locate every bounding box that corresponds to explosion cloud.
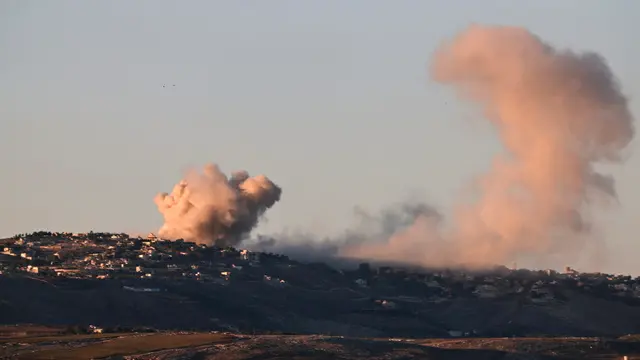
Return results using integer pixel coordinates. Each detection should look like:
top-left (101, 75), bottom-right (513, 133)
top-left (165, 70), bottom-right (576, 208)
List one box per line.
top-left (154, 163), bottom-right (281, 246)
top-left (338, 24), bottom-right (635, 269)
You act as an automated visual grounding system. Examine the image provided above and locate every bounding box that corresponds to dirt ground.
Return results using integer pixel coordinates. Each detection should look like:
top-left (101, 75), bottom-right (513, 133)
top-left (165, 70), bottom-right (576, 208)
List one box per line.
top-left (2, 325), bottom-right (640, 360)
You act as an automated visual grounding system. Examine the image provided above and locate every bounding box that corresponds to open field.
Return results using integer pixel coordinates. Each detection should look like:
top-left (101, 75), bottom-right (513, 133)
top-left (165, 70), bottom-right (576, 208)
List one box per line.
top-left (0, 325), bottom-right (65, 338)
top-left (0, 327), bottom-right (236, 360)
top-left (2, 326), bottom-right (640, 359)
top-left (14, 333), bottom-right (235, 360)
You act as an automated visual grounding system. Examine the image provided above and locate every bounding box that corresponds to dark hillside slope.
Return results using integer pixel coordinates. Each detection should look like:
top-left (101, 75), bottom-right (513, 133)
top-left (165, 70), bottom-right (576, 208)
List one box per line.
top-left (3, 275), bottom-right (640, 338)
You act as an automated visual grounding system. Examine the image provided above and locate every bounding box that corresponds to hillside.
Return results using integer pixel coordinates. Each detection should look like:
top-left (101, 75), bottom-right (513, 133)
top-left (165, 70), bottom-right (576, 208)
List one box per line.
top-left (2, 232), bottom-right (640, 338)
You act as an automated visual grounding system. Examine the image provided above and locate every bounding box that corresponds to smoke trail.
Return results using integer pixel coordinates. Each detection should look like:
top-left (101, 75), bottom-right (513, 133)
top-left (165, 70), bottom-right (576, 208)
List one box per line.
top-left (339, 25), bottom-right (634, 269)
top-left (248, 201), bottom-right (442, 262)
top-left (154, 163), bottom-right (281, 246)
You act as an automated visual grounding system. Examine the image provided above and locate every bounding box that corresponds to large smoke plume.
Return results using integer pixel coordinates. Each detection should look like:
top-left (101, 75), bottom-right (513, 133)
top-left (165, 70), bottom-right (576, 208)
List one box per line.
top-left (251, 25), bottom-right (635, 270)
top-left (339, 25), bottom-right (634, 269)
top-left (154, 164), bottom-right (281, 246)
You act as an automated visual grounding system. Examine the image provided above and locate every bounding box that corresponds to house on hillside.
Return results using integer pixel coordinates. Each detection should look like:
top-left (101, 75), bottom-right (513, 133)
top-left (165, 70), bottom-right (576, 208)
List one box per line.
top-left (355, 278), bottom-right (368, 288)
top-left (473, 284), bottom-right (499, 299)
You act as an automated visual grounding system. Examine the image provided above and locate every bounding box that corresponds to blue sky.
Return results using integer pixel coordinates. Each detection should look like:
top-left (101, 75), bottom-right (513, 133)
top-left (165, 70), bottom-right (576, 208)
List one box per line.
top-left (2, 1), bottom-right (638, 274)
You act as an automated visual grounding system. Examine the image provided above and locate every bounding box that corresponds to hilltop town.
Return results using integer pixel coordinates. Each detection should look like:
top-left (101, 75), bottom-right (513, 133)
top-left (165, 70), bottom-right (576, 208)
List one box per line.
top-left (2, 231), bottom-right (640, 338)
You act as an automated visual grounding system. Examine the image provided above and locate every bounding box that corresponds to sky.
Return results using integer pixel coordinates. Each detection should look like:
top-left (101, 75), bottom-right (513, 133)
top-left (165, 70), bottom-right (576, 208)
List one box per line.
top-left (1, 1), bottom-right (639, 274)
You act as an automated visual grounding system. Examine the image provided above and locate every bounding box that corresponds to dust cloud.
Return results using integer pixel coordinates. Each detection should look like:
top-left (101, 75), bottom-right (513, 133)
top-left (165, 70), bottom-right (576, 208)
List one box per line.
top-left (154, 164), bottom-right (281, 246)
top-left (338, 25), bottom-right (635, 269)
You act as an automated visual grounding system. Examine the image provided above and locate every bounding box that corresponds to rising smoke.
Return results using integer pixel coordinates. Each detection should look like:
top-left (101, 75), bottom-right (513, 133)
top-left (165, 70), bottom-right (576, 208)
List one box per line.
top-left (247, 201), bottom-right (444, 266)
top-left (337, 25), bottom-right (635, 269)
top-left (154, 164), bottom-right (281, 246)
top-left (250, 25), bottom-right (635, 270)
top-left (155, 25), bottom-right (634, 270)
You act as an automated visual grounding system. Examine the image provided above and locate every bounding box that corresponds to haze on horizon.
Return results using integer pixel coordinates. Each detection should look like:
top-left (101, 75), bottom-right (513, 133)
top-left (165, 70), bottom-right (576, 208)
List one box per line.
top-left (2, 1), bottom-right (639, 274)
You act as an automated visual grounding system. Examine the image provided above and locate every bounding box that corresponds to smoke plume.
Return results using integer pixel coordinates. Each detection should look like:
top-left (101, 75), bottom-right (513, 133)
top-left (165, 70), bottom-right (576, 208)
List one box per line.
top-left (245, 201), bottom-right (449, 271)
top-left (154, 163), bottom-right (281, 246)
top-left (337, 25), bottom-right (634, 269)
top-left (251, 25), bottom-right (634, 271)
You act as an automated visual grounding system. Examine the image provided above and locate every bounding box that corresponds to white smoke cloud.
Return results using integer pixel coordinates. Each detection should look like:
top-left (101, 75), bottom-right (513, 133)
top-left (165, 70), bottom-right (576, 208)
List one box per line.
top-left (154, 163), bottom-right (281, 246)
